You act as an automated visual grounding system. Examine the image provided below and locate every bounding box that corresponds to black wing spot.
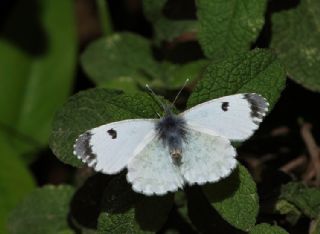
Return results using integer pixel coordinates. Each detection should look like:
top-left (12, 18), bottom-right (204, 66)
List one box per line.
top-left (107, 128), bottom-right (117, 139)
top-left (221, 102), bottom-right (229, 111)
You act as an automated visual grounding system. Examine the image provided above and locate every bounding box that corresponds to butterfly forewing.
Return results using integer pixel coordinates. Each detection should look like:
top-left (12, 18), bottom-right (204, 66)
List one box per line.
top-left (73, 119), bottom-right (155, 174)
top-left (181, 93), bottom-right (269, 141)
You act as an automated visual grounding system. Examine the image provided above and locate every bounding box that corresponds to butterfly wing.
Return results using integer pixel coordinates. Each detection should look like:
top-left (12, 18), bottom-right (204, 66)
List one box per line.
top-left (180, 130), bottom-right (237, 185)
top-left (73, 119), bottom-right (155, 174)
top-left (181, 93), bottom-right (269, 141)
top-left (127, 136), bottom-right (185, 196)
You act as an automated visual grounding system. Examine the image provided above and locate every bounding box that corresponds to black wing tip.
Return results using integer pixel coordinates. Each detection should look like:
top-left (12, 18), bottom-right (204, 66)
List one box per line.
top-left (73, 131), bottom-right (98, 166)
top-left (243, 93), bottom-right (269, 123)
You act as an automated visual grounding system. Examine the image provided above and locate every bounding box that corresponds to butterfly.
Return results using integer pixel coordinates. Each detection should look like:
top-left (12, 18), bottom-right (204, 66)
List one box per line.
top-left (73, 85), bottom-right (269, 196)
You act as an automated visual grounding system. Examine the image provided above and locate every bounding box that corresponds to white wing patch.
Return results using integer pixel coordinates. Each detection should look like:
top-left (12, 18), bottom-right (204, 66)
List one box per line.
top-left (127, 136), bottom-right (184, 196)
top-left (180, 130), bottom-right (237, 185)
top-left (73, 119), bottom-right (155, 174)
top-left (181, 93), bottom-right (269, 141)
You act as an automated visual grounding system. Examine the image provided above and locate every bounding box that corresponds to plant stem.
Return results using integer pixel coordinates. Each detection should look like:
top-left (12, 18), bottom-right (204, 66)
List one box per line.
top-left (96, 0), bottom-right (113, 36)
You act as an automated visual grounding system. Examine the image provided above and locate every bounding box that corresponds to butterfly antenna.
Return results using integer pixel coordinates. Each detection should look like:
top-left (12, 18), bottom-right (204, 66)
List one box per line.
top-left (145, 84), bottom-right (166, 111)
top-left (172, 79), bottom-right (189, 107)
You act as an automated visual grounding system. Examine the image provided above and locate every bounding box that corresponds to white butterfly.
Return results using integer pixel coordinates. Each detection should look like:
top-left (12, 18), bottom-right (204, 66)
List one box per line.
top-left (73, 88), bottom-right (269, 196)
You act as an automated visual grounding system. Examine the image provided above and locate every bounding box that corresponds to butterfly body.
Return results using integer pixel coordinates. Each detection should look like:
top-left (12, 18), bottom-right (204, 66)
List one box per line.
top-left (74, 93), bottom-right (269, 195)
top-left (155, 109), bottom-right (188, 164)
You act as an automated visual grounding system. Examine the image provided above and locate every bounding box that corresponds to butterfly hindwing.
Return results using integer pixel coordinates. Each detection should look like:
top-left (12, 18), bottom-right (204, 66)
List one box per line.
top-left (181, 93), bottom-right (269, 141)
top-left (127, 136), bottom-right (184, 195)
top-left (73, 119), bottom-right (155, 174)
top-left (180, 130), bottom-right (237, 185)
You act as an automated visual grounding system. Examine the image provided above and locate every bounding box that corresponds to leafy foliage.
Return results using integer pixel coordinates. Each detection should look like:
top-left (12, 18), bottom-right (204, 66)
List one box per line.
top-left (203, 164), bottom-right (258, 231)
top-left (0, 134), bottom-right (35, 234)
top-left (97, 210), bottom-right (152, 234)
top-left (0, 0), bottom-right (76, 162)
top-left (7, 185), bottom-right (74, 234)
top-left (249, 223), bottom-right (288, 234)
top-left (81, 33), bottom-right (160, 92)
top-left (279, 182), bottom-right (320, 219)
top-left (197, 0), bottom-right (267, 60)
top-left (6, 0), bottom-right (320, 233)
top-left (187, 49), bottom-right (286, 108)
top-left (271, 0), bottom-right (320, 91)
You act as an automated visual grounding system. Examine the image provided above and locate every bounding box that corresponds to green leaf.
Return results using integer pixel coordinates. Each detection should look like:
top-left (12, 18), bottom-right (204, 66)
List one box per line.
top-left (279, 182), bottom-right (320, 219)
top-left (142, 0), bottom-right (197, 43)
top-left (197, 0), bottom-right (267, 60)
top-left (275, 199), bottom-right (301, 225)
top-left (7, 185), bottom-right (75, 234)
top-left (49, 88), bottom-right (162, 167)
top-left (0, 134), bottom-right (35, 234)
top-left (97, 210), bottom-right (153, 234)
top-left (249, 223), bottom-right (288, 234)
top-left (0, 0), bottom-right (77, 162)
top-left (203, 164), bottom-right (258, 231)
top-left (271, 0), bottom-right (320, 91)
top-left (81, 32), bottom-right (161, 92)
top-left (187, 49), bottom-right (286, 109)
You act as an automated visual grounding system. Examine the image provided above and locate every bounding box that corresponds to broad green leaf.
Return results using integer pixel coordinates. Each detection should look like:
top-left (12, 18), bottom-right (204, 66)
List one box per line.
top-left (275, 199), bottom-right (301, 225)
top-left (271, 0), bottom-right (320, 91)
top-left (197, 0), bottom-right (267, 60)
top-left (279, 182), bottom-right (320, 219)
top-left (142, 0), bottom-right (197, 43)
top-left (49, 88), bottom-right (162, 167)
top-left (187, 49), bottom-right (286, 109)
top-left (249, 223), bottom-right (288, 234)
top-left (97, 210), bottom-right (153, 234)
top-left (81, 32), bottom-right (161, 92)
top-left (0, 134), bottom-right (35, 234)
top-left (203, 164), bottom-right (258, 231)
top-left (0, 0), bottom-right (77, 162)
top-left (7, 185), bottom-right (74, 234)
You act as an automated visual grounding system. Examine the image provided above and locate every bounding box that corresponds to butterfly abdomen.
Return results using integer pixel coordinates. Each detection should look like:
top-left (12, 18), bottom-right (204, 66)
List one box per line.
top-left (155, 113), bottom-right (188, 163)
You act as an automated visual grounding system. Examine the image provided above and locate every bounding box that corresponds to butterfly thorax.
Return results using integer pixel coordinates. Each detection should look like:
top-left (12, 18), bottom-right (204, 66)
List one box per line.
top-left (155, 111), bottom-right (188, 164)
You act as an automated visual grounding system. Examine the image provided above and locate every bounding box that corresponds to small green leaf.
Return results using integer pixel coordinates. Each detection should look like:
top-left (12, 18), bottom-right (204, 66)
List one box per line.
top-left (271, 0), bottom-right (320, 91)
top-left (187, 49), bottom-right (286, 109)
top-left (0, 134), bottom-right (35, 234)
top-left (81, 32), bottom-right (161, 92)
top-left (142, 0), bottom-right (197, 43)
top-left (97, 210), bottom-right (153, 234)
top-left (7, 185), bottom-right (74, 234)
top-left (275, 199), bottom-right (301, 225)
top-left (0, 0), bottom-right (77, 162)
top-left (49, 88), bottom-right (162, 167)
top-left (203, 164), bottom-right (258, 231)
top-left (249, 223), bottom-right (288, 234)
top-left (279, 182), bottom-right (320, 219)
top-left (197, 0), bottom-right (267, 60)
